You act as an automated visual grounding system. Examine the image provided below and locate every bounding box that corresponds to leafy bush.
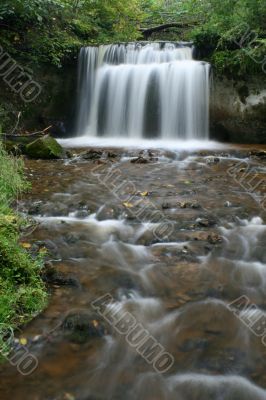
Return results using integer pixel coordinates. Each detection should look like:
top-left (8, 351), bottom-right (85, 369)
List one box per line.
top-left (0, 140), bottom-right (47, 348)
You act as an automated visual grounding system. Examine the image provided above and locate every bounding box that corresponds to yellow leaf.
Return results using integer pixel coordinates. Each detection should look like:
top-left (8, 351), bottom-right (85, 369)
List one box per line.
top-left (64, 394), bottom-right (75, 400)
top-left (140, 191), bottom-right (149, 197)
top-left (92, 320), bottom-right (99, 328)
top-left (19, 338), bottom-right (27, 346)
top-left (21, 242), bottom-right (31, 249)
top-left (123, 202), bottom-right (134, 208)
top-left (3, 215), bottom-right (17, 224)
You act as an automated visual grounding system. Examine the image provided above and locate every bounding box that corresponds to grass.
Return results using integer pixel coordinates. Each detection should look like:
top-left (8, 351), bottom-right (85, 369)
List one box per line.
top-left (0, 139), bottom-right (47, 354)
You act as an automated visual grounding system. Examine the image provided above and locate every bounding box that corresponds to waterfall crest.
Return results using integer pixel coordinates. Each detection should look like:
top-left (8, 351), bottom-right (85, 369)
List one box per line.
top-left (76, 43), bottom-right (210, 140)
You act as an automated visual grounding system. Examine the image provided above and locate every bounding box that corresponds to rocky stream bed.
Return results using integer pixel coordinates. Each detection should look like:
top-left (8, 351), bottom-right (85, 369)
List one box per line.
top-left (0, 144), bottom-right (265, 400)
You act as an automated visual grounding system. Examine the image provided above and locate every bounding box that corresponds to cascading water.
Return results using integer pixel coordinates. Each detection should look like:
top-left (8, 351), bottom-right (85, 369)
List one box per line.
top-left (2, 148), bottom-right (266, 400)
top-left (75, 43), bottom-right (210, 140)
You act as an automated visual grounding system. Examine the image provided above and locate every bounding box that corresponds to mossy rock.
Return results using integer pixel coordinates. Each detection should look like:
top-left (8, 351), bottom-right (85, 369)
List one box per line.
top-left (25, 135), bottom-right (65, 159)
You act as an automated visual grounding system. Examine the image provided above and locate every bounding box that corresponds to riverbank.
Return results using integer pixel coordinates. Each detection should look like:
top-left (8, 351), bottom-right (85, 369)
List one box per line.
top-left (0, 141), bottom-right (47, 356)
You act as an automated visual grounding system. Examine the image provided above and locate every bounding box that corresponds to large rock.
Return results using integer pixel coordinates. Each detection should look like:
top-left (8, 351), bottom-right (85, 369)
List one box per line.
top-left (210, 76), bottom-right (266, 144)
top-left (25, 135), bottom-right (65, 159)
top-left (61, 310), bottom-right (108, 343)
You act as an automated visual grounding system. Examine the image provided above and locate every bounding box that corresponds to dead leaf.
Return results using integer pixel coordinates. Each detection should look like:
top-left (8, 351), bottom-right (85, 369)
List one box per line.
top-left (21, 242), bottom-right (31, 249)
top-left (19, 337), bottom-right (27, 346)
top-left (123, 202), bottom-right (134, 208)
top-left (140, 191), bottom-right (149, 197)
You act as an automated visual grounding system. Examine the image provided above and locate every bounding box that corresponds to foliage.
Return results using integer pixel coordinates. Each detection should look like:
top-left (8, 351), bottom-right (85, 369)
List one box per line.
top-left (0, 140), bottom-right (47, 353)
top-left (144, 0), bottom-right (266, 77)
top-left (0, 0), bottom-right (144, 67)
top-left (0, 0), bottom-right (265, 73)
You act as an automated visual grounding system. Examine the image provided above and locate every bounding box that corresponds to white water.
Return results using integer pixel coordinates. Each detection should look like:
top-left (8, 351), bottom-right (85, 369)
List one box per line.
top-left (58, 137), bottom-right (225, 151)
top-left (75, 43), bottom-right (210, 140)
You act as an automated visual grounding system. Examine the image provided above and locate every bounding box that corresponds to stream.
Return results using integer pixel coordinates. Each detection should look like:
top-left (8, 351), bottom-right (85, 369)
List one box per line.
top-left (0, 143), bottom-right (265, 400)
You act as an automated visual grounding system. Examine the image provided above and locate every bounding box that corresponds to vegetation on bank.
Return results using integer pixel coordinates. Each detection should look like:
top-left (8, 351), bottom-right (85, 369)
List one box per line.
top-left (0, 140), bottom-right (47, 349)
top-left (0, 0), bottom-right (265, 71)
top-left (143, 0), bottom-right (266, 77)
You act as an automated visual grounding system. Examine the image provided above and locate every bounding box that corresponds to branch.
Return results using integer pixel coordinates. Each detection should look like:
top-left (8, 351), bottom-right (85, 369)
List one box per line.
top-left (140, 22), bottom-right (196, 38)
top-left (5, 125), bottom-right (52, 137)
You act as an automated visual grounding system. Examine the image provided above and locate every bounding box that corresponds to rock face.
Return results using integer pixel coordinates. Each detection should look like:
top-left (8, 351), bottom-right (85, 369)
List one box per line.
top-left (25, 135), bottom-right (65, 159)
top-left (210, 76), bottom-right (266, 144)
top-left (0, 62), bottom-right (77, 136)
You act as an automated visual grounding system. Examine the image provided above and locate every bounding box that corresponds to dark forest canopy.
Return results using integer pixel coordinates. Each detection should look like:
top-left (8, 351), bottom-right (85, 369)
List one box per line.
top-left (0, 0), bottom-right (265, 73)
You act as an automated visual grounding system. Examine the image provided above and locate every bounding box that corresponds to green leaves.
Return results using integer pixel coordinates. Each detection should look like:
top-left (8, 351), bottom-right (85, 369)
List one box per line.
top-left (0, 0), bottom-right (264, 71)
top-left (0, 0), bottom-right (144, 66)
top-left (0, 141), bottom-right (47, 340)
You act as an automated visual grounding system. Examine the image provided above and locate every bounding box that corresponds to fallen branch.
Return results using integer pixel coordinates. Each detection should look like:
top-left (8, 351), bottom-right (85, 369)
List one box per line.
top-left (9, 112), bottom-right (22, 135)
top-left (6, 125), bottom-right (53, 137)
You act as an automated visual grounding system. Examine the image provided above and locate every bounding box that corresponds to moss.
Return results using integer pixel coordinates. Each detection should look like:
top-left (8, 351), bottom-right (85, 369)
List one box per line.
top-left (25, 135), bottom-right (65, 159)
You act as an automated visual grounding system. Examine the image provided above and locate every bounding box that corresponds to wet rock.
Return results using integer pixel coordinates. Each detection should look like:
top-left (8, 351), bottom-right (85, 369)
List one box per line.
top-left (178, 201), bottom-right (201, 209)
top-left (28, 201), bottom-right (43, 215)
top-left (196, 217), bottom-right (216, 228)
top-left (65, 233), bottom-right (80, 244)
top-left (25, 135), bottom-right (65, 159)
top-left (162, 201), bottom-right (201, 210)
top-left (66, 150), bottom-right (73, 158)
top-left (81, 150), bottom-right (103, 160)
top-left (207, 233), bottom-right (223, 245)
top-left (42, 262), bottom-right (80, 288)
top-left (75, 210), bottom-right (89, 218)
top-left (248, 150), bottom-right (266, 159)
top-left (131, 156), bottom-right (150, 164)
top-left (162, 202), bottom-right (172, 210)
top-left (96, 205), bottom-right (122, 220)
top-left (224, 201), bottom-right (232, 207)
top-left (115, 272), bottom-right (139, 290)
top-left (179, 338), bottom-right (209, 352)
top-left (206, 157), bottom-right (220, 165)
top-left (61, 311), bottom-right (108, 343)
top-left (106, 151), bottom-right (118, 159)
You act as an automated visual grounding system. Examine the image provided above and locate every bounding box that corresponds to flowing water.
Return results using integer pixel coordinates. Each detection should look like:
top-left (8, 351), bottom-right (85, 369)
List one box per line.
top-left (76, 43), bottom-right (210, 140)
top-left (0, 41), bottom-right (265, 400)
top-left (0, 145), bottom-right (265, 400)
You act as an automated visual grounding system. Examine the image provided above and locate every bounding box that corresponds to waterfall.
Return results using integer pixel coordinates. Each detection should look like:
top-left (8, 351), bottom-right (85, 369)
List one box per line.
top-left (75, 43), bottom-right (210, 140)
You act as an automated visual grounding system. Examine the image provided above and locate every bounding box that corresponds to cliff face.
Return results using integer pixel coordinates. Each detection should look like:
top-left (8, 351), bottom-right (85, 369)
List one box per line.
top-left (0, 62), bottom-right (77, 137)
top-left (210, 76), bottom-right (266, 144)
top-left (30, 66), bottom-right (266, 144)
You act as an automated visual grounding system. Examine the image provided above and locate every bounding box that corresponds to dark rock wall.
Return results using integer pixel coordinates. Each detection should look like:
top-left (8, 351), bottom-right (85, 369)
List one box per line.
top-left (0, 62), bottom-right (77, 137)
top-left (210, 76), bottom-right (266, 144)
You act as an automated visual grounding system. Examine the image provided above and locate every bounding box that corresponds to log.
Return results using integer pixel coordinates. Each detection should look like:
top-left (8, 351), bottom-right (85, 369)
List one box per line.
top-left (140, 23), bottom-right (195, 39)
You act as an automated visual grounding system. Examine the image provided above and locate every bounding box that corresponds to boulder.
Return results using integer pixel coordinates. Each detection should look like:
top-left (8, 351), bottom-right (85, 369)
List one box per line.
top-left (61, 310), bottom-right (108, 343)
top-left (25, 135), bottom-right (65, 159)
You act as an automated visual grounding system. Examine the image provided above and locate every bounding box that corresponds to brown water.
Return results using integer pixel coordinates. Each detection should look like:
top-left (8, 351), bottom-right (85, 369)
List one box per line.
top-left (0, 145), bottom-right (265, 400)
